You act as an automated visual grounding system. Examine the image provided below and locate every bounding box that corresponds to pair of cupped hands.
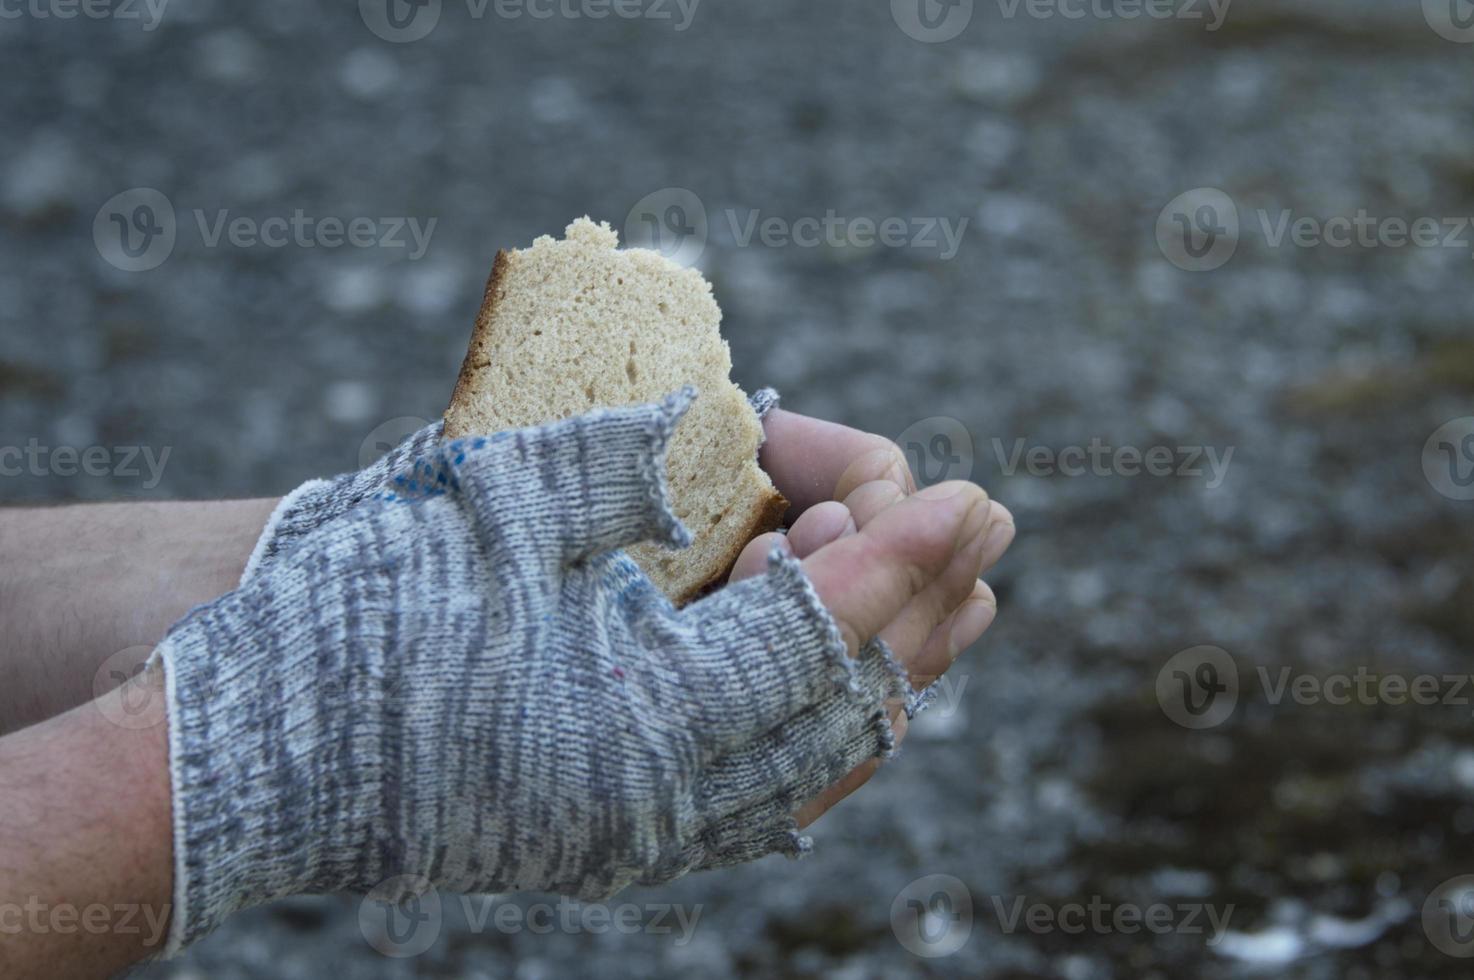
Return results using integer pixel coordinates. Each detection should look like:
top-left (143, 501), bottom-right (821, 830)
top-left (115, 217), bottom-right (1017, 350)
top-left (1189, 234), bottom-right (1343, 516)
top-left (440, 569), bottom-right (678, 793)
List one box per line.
top-left (365, 389), bottom-right (1017, 828)
top-left (151, 387), bottom-right (1018, 952)
top-left (265, 388), bottom-right (1017, 828)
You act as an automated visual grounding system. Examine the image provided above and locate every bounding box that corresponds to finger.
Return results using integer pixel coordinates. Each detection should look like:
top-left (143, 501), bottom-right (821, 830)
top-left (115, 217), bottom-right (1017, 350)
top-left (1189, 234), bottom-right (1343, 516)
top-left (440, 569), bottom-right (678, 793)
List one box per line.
top-left (728, 532), bottom-right (791, 583)
top-left (796, 711), bottom-right (909, 829)
top-left (727, 501), bottom-right (855, 583)
top-left (905, 580), bottom-right (997, 691)
top-left (871, 512), bottom-right (997, 674)
top-left (829, 488), bottom-right (1013, 691)
top-left (787, 500), bottom-right (856, 557)
top-left (759, 408), bottom-right (914, 517)
top-left (875, 503), bottom-right (1012, 688)
top-left (833, 445), bottom-right (916, 503)
top-left (842, 479), bottom-right (907, 529)
top-left (977, 503), bottom-right (1016, 573)
top-left (801, 481), bottom-right (993, 658)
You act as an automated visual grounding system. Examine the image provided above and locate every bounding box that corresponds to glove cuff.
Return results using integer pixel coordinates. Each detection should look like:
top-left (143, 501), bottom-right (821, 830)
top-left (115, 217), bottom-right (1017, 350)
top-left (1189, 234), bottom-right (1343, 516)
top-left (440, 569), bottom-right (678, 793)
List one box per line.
top-left (150, 598), bottom-right (383, 954)
top-left (748, 386), bottom-right (780, 421)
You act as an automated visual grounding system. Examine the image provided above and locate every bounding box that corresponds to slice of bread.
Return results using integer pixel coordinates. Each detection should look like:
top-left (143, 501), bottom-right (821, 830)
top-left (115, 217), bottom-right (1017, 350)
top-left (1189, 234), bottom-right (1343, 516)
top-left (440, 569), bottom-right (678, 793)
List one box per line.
top-left (444, 217), bottom-right (787, 604)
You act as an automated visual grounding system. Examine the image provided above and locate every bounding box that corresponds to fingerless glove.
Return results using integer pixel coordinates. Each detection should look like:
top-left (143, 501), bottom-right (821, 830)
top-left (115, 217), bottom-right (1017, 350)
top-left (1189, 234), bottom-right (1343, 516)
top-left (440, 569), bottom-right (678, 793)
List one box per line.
top-left (153, 388), bottom-right (907, 954)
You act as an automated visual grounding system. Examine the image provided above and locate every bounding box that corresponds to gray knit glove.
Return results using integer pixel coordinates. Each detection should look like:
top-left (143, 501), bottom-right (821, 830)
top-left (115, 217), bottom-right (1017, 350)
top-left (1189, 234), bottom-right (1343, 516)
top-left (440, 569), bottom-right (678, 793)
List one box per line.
top-left (152, 387), bottom-right (907, 954)
top-left (243, 390), bottom-right (782, 583)
top-left (240, 418), bottom-right (444, 583)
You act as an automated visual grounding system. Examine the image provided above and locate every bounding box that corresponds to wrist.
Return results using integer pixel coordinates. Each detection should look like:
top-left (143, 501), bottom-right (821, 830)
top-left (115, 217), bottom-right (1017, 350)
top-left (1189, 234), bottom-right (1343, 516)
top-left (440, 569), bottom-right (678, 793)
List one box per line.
top-left (0, 499), bottom-right (278, 735)
top-left (0, 672), bottom-right (174, 976)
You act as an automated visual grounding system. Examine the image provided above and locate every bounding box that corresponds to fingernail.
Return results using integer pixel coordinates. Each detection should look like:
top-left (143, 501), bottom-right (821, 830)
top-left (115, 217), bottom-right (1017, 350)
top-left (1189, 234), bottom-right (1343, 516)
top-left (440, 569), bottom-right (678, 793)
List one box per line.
top-left (841, 515), bottom-right (857, 538)
top-left (978, 518), bottom-right (1015, 568)
top-left (948, 598), bottom-right (997, 660)
top-left (962, 497), bottom-right (993, 548)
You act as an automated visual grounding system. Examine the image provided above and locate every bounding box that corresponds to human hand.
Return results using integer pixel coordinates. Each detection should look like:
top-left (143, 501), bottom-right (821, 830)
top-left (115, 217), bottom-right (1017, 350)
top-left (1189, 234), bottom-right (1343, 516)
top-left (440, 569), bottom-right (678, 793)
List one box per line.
top-left (732, 406), bottom-right (1015, 827)
top-left (149, 389), bottom-right (1004, 953)
top-left (261, 395), bottom-right (1016, 835)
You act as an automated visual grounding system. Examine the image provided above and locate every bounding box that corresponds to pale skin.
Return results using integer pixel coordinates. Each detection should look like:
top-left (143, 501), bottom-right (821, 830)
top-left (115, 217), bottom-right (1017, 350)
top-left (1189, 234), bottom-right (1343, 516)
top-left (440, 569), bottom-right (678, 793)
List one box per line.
top-left (0, 407), bottom-right (1015, 979)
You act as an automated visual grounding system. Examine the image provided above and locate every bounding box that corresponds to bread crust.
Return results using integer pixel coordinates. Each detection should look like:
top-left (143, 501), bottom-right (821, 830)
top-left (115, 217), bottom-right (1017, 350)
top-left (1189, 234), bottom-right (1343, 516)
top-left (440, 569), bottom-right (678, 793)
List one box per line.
top-left (444, 243), bottom-right (787, 606)
top-left (444, 248), bottom-right (513, 439)
top-left (675, 487), bottom-right (790, 605)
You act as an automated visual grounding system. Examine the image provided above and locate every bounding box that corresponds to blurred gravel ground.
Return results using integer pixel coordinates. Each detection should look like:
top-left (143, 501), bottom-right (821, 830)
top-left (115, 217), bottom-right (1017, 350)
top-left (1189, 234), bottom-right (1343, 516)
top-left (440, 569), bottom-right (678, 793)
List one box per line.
top-left (4, 0), bottom-right (1474, 977)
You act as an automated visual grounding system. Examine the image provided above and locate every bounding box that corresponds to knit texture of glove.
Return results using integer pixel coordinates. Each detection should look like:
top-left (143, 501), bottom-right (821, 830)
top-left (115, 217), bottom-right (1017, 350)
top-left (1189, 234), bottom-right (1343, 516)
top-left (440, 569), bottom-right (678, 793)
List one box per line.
top-left (239, 417), bottom-right (444, 584)
top-left (242, 389), bottom-right (783, 584)
top-left (152, 387), bottom-right (908, 955)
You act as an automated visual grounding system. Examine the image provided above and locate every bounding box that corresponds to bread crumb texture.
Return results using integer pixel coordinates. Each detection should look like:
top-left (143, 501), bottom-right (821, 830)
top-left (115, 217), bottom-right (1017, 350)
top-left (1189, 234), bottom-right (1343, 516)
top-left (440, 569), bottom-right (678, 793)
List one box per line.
top-left (445, 217), bottom-right (786, 603)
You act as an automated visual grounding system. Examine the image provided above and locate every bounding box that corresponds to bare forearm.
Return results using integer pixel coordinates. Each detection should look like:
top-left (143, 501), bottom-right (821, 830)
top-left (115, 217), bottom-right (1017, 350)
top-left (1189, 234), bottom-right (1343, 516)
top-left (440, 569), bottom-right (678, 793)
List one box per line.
top-left (0, 499), bottom-right (276, 734)
top-left (0, 670), bottom-right (174, 978)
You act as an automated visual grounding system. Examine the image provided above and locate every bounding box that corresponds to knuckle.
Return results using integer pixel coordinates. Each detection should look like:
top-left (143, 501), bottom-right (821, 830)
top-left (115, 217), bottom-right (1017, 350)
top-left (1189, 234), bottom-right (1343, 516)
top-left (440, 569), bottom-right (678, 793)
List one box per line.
top-left (901, 555), bottom-right (934, 601)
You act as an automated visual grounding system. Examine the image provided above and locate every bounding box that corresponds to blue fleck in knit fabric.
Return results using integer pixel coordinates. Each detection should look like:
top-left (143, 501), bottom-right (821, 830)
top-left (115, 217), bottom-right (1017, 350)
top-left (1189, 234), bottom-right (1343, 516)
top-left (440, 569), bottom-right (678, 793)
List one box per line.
top-left (238, 417), bottom-right (445, 584)
top-left (151, 387), bottom-right (908, 955)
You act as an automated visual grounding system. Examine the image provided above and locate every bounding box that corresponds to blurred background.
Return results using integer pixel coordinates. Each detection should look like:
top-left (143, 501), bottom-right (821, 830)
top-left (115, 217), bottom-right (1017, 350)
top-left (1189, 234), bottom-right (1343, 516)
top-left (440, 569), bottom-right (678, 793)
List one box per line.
top-left (4, 0), bottom-right (1474, 976)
